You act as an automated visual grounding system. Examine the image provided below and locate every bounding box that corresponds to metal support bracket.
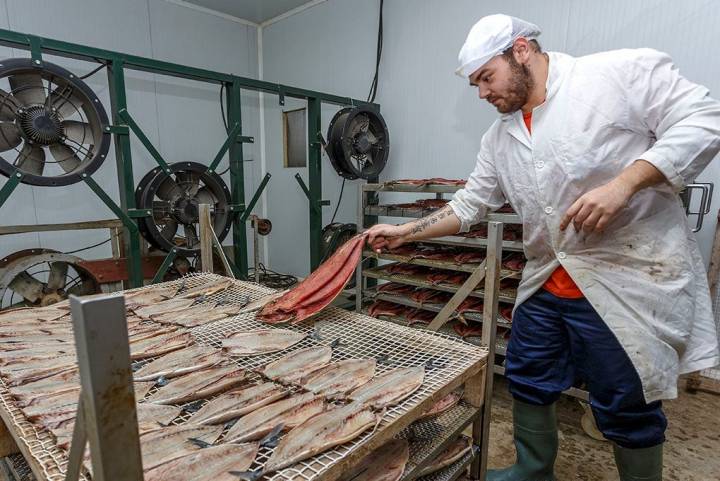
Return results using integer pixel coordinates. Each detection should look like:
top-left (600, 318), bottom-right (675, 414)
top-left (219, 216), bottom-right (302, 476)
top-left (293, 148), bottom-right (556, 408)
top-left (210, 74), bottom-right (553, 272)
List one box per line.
top-left (278, 85), bottom-right (285, 106)
top-left (27, 35), bottom-right (43, 64)
top-left (199, 203), bottom-right (235, 278)
top-left (238, 135), bottom-right (255, 144)
top-left (0, 170), bottom-right (23, 210)
top-left (82, 175), bottom-right (138, 233)
top-left (127, 208), bottom-right (152, 218)
top-left (104, 125), bottom-right (130, 135)
top-left (117, 108), bottom-right (172, 174)
top-left (428, 260), bottom-right (487, 331)
top-left (294, 173), bottom-right (329, 214)
top-left (239, 173), bottom-right (271, 223)
top-left (66, 294), bottom-right (143, 481)
top-left (151, 248), bottom-right (177, 284)
top-left (208, 122), bottom-right (242, 173)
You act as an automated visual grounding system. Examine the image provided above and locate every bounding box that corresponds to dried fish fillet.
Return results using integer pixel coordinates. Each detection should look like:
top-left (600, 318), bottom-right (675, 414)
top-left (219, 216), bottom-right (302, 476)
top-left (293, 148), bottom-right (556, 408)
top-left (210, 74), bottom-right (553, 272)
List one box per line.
top-left (264, 402), bottom-right (379, 473)
top-left (144, 442), bottom-right (258, 481)
top-left (133, 346), bottom-right (223, 381)
top-left (222, 329), bottom-right (306, 357)
top-left (191, 382), bottom-right (289, 425)
top-left (136, 403), bottom-right (183, 432)
top-left (140, 424), bottom-right (224, 471)
top-left (417, 436), bottom-right (473, 477)
top-left (261, 346), bottom-right (333, 384)
top-left (132, 297), bottom-right (196, 320)
top-left (146, 364), bottom-right (247, 405)
top-left (178, 277), bottom-right (234, 298)
top-left (416, 390), bottom-right (463, 421)
top-left (349, 366), bottom-right (424, 409)
top-left (299, 359), bottom-right (376, 397)
top-left (341, 439), bottom-right (409, 481)
top-left (239, 289), bottom-right (289, 314)
top-left (130, 331), bottom-right (193, 360)
top-left (224, 392), bottom-right (326, 443)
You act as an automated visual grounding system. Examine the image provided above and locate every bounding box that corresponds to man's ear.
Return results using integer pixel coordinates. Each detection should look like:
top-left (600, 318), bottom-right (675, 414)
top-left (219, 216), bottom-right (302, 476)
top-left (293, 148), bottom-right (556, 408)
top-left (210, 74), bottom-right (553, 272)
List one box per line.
top-left (513, 38), bottom-right (532, 64)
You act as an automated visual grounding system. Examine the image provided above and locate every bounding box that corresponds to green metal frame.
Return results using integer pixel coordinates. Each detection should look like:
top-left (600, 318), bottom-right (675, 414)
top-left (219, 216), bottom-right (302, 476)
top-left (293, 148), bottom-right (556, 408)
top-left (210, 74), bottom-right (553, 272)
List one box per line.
top-left (0, 28), bottom-right (375, 285)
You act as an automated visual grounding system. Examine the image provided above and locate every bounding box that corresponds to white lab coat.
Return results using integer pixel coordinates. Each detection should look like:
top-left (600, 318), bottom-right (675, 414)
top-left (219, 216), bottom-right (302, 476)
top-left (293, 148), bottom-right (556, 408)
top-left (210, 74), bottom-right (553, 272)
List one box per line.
top-left (449, 49), bottom-right (720, 402)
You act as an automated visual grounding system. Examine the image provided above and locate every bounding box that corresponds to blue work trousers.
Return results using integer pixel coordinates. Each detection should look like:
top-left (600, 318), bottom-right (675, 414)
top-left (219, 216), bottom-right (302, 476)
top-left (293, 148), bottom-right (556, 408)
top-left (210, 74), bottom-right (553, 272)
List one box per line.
top-left (505, 288), bottom-right (667, 449)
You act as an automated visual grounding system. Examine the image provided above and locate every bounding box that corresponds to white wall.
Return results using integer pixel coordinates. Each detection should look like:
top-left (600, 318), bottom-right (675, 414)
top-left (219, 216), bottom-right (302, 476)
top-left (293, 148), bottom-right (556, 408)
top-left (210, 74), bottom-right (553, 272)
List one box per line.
top-left (0, 0), bottom-right (262, 268)
top-left (262, 0), bottom-right (720, 271)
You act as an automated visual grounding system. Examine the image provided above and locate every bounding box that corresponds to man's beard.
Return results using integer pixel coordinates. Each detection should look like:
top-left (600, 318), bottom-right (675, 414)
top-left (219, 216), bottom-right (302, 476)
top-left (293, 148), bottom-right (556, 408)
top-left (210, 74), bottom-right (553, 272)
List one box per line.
top-left (494, 56), bottom-right (534, 114)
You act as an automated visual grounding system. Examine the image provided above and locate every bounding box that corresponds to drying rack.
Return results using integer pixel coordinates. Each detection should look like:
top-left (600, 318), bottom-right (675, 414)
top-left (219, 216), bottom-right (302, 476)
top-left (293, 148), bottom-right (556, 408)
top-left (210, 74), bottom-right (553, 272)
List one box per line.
top-left (354, 183), bottom-right (589, 410)
top-left (0, 273), bottom-right (489, 481)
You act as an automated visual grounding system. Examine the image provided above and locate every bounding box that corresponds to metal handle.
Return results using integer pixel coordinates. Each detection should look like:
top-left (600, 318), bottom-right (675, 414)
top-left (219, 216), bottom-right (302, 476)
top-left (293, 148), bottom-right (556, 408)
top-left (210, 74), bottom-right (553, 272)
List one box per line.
top-left (683, 183), bottom-right (713, 232)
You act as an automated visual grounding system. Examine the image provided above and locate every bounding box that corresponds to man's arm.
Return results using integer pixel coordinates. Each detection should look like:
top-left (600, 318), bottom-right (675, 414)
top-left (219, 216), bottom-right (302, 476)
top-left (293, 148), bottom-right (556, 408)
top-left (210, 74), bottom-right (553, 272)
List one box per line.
top-left (366, 205), bottom-right (462, 252)
top-left (560, 160), bottom-right (666, 233)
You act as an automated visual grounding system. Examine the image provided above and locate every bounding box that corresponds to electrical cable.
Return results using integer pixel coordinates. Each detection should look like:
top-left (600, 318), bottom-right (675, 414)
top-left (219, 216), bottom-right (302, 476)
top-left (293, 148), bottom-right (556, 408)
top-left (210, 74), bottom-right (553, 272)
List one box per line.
top-left (78, 61), bottom-right (108, 80)
top-left (62, 230), bottom-right (122, 255)
top-left (247, 263), bottom-right (298, 289)
top-left (330, 178), bottom-right (346, 224)
top-left (217, 83), bottom-right (232, 176)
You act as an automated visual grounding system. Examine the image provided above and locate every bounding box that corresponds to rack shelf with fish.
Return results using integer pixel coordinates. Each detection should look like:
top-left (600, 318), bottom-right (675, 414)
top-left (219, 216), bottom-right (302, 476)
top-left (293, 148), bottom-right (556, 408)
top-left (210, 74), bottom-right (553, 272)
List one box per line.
top-left (362, 251), bottom-right (524, 276)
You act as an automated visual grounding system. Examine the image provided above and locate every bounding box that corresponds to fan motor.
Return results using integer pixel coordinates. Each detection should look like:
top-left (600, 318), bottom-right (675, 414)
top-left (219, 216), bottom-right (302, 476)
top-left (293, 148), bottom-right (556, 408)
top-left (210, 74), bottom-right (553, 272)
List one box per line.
top-left (17, 106), bottom-right (63, 144)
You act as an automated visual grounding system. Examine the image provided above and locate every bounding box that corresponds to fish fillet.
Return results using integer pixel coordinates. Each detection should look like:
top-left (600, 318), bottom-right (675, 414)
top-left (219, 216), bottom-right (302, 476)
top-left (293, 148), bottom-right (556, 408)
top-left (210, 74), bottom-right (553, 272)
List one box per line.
top-left (299, 359), bottom-right (376, 397)
top-left (349, 366), bottom-right (424, 409)
top-left (257, 234), bottom-right (367, 324)
top-left (132, 297), bottom-right (196, 320)
top-left (140, 424), bottom-right (224, 471)
top-left (416, 436), bottom-right (473, 477)
top-left (144, 442), bottom-right (258, 481)
top-left (264, 401), bottom-right (379, 473)
top-left (416, 391), bottom-right (463, 421)
top-left (130, 331), bottom-right (194, 360)
top-left (133, 346), bottom-right (224, 381)
top-left (261, 346), bottom-right (333, 384)
top-left (191, 382), bottom-right (289, 425)
top-left (222, 329), bottom-right (306, 356)
top-left (146, 364), bottom-right (247, 405)
top-left (150, 302), bottom-right (243, 328)
top-left (224, 392), bottom-right (326, 443)
top-left (341, 439), bottom-right (409, 481)
top-left (238, 289), bottom-right (289, 314)
top-left (178, 277), bottom-right (234, 299)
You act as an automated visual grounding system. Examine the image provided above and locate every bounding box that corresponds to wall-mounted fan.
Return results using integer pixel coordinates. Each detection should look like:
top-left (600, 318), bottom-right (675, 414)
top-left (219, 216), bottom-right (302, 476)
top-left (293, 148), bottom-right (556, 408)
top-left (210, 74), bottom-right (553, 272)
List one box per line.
top-left (0, 58), bottom-right (110, 186)
top-left (326, 106), bottom-right (389, 180)
top-left (135, 162), bottom-right (233, 256)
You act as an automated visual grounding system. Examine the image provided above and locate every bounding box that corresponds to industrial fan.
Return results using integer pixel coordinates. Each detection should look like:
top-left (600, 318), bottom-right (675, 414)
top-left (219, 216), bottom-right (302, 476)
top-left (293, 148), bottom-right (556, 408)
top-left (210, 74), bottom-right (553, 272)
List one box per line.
top-left (135, 162), bottom-right (233, 256)
top-left (0, 249), bottom-right (100, 309)
top-left (0, 59), bottom-right (110, 186)
top-left (326, 106), bottom-right (389, 180)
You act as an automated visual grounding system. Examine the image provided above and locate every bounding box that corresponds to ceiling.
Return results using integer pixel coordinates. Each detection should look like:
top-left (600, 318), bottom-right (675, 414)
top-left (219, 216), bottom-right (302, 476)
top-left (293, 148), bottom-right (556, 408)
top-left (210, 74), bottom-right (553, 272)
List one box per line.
top-left (184, 0), bottom-right (315, 24)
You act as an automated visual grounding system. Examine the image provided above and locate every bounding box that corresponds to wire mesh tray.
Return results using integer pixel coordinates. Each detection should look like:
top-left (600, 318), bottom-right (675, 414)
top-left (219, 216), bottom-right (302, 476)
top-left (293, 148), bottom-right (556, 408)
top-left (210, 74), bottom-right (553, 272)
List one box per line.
top-left (0, 273), bottom-right (488, 481)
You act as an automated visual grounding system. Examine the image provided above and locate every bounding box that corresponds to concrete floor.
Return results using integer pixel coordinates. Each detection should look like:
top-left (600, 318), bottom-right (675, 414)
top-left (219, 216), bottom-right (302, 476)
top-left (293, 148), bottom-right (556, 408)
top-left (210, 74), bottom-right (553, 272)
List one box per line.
top-left (486, 377), bottom-right (720, 480)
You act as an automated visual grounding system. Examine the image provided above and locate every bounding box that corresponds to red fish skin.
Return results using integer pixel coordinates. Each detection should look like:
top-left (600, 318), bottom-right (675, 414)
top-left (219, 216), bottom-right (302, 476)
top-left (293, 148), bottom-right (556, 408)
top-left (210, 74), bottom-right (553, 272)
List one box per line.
top-left (368, 301), bottom-right (405, 318)
top-left (377, 283), bottom-right (416, 296)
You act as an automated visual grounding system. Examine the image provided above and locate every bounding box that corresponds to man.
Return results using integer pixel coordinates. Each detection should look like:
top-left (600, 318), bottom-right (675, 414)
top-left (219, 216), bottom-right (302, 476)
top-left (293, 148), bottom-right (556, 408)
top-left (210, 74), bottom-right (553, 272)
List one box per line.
top-left (367, 14), bottom-right (720, 481)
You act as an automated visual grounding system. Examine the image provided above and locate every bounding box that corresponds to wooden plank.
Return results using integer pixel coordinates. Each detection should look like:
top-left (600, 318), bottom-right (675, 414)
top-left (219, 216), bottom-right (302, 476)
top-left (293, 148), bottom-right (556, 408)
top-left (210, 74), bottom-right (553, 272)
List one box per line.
top-left (0, 420), bottom-right (18, 458)
top-left (0, 220), bottom-right (123, 235)
top-left (429, 261), bottom-right (487, 331)
top-left (315, 357), bottom-right (487, 481)
top-left (199, 204), bottom-right (214, 273)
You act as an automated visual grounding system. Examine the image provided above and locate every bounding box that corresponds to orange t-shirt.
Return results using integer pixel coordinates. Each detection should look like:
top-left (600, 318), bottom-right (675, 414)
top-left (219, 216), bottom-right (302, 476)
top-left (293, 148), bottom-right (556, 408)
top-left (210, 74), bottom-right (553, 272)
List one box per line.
top-left (522, 111), bottom-right (584, 299)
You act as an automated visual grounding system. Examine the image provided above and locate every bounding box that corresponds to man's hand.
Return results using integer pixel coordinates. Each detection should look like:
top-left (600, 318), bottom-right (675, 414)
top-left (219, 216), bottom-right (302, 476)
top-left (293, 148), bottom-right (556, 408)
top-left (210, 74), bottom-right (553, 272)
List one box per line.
top-left (366, 223), bottom-right (410, 253)
top-left (560, 160), bottom-right (667, 233)
top-left (560, 179), bottom-right (632, 233)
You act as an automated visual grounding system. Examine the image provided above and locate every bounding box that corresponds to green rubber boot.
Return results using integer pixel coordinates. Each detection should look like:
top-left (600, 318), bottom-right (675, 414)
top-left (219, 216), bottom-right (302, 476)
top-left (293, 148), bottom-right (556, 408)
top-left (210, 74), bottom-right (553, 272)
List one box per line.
top-left (486, 400), bottom-right (557, 481)
top-left (613, 444), bottom-right (663, 481)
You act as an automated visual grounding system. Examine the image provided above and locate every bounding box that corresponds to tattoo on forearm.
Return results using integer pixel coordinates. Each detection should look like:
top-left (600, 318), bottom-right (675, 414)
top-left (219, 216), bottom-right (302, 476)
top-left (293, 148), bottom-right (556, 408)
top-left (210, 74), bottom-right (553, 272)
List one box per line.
top-left (410, 206), bottom-right (452, 236)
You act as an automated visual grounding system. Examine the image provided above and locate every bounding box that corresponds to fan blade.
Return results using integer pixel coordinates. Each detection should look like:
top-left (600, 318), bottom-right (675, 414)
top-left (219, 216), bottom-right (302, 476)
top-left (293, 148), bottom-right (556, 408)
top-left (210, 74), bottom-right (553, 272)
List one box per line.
top-left (152, 200), bottom-right (171, 222)
top-left (16, 143), bottom-right (46, 176)
top-left (49, 143), bottom-right (82, 173)
top-left (0, 122), bottom-right (21, 151)
top-left (176, 172), bottom-right (201, 197)
top-left (195, 186), bottom-right (216, 206)
top-left (47, 262), bottom-right (69, 291)
top-left (9, 74), bottom-right (46, 105)
top-left (185, 224), bottom-right (199, 248)
top-left (364, 129), bottom-right (378, 145)
top-left (67, 280), bottom-right (95, 296)
top-left (8, 271), bottom-right (44, 303)
top-left (160, 220), bottom-right (178, 240)
top-left (62, 120), bottom-right (95, 145)
top-left (49, 85), bottom-right (84, 118)
top-left (0, 89), bottom-right (19, 121)
top-left (157, 178), bottom-right (184, 201)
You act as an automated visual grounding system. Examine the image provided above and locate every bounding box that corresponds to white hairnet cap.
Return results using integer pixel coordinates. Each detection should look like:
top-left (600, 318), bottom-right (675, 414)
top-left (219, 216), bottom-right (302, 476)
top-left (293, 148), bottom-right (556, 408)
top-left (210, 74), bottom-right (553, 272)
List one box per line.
top-left (456, 14), bottom-right (541, 78)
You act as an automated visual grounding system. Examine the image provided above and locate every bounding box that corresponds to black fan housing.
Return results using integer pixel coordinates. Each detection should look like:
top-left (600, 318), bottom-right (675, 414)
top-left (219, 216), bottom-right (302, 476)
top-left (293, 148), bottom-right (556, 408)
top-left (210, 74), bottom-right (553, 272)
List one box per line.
top-left (326, 106), bottom-right (389, 180)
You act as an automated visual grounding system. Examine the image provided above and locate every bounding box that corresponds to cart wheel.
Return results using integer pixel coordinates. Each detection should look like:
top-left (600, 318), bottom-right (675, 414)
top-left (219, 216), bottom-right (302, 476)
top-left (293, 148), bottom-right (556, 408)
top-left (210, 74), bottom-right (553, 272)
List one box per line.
top-left (579, 402), bottom-right (607, 442)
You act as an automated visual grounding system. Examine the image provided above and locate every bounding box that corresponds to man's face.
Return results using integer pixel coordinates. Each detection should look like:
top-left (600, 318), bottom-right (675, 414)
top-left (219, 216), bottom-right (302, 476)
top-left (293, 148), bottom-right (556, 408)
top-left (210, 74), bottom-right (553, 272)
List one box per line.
top-left (469, 53), bottom-right (534, 114)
